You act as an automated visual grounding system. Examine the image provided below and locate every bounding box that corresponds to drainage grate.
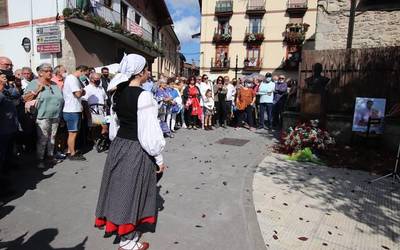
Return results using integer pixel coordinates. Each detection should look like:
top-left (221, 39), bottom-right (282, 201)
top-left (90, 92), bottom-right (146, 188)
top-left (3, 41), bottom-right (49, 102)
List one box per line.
top-left (216, 138), bottom-right (250, 146)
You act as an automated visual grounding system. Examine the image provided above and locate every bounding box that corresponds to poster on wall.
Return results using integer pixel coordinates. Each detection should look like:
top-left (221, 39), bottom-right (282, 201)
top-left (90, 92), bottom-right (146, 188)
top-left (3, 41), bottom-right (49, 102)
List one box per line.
top-left (352, 97), bottom-right (386, 134)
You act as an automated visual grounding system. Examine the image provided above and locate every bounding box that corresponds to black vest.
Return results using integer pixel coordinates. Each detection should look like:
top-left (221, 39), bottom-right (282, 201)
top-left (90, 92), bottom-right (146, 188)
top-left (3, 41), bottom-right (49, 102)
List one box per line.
top-left (115, 84), bottom-right (144, 141)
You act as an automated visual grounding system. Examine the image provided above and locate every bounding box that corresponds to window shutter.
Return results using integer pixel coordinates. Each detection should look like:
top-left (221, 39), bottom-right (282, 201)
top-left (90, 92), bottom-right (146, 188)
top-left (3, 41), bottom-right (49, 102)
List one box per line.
top-left (0, 0), bottom-right (8, 26)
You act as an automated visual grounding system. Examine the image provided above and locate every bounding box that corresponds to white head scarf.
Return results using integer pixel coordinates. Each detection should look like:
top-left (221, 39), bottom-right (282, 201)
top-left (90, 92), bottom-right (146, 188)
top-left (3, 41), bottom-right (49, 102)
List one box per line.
top-left (107, 53), bottom-right (147, 91)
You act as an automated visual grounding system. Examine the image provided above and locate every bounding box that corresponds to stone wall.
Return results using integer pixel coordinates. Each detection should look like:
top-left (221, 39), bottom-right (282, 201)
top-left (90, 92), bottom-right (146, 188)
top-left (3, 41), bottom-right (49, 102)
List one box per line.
top-left (315, 0), bottom-right (400, 50)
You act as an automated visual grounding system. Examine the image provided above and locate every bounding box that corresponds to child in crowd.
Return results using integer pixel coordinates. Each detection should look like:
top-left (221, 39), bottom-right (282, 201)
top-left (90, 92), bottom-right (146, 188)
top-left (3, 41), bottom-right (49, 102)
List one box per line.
top-left (203, 89), bottom-right (214, 130)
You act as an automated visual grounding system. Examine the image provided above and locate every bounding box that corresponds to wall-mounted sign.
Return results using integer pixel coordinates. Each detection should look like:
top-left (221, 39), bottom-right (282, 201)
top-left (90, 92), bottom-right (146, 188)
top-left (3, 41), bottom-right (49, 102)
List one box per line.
top-left (21, 37), bottom-right (31, 52)
top-left (37, 43), bottom-right (61, 53)
top-left (37, 34), bottom-right (61, 44)
top-left (36, 25), bottom-right (61, 53)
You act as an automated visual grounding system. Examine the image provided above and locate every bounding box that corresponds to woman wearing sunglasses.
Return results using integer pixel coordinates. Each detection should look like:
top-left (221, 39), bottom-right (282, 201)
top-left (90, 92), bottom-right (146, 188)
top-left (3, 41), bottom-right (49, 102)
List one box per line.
top-left (24, 63), bottom-right (64, 168)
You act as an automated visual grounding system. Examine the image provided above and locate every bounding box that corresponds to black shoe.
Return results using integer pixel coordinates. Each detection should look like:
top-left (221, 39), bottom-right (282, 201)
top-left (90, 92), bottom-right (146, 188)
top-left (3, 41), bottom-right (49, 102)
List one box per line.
top-left (68, 154), bottom-right (87, 161)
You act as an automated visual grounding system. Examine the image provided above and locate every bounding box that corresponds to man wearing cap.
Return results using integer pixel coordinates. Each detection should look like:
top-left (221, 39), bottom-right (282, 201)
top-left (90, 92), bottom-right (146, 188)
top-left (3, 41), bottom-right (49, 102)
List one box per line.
top-left (257, 73), bottom-right (275, 129)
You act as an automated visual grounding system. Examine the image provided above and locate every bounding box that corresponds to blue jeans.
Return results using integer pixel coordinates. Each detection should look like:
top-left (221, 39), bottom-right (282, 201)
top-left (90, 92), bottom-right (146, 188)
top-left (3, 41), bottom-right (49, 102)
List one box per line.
top-left (259, 103), bottom-right (273, 128)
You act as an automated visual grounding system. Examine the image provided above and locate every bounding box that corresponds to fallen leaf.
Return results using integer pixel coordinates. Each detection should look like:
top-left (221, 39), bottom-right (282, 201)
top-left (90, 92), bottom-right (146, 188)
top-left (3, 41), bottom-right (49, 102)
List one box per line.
top-left (165, 190), bottom-right (169, 194)
top-left (323, 243), bottom-right (328, 246)
top-left (195, 225), bottom-right (202, 228)
top-left (174, 241), bottom-right (179, 244)
top-left (274, 230), bottom-right (278, 234)
top-left (195, 187), bottom-right (200, 190)
top-left (283, 203), bottom-right (288, 206)
top-left (222, 181), bottom-right (227, 186)
top-left (299, 217), bottom-right (303, 221)
top-left (273, 235), bottom-right (278, 240)
top-left (202, 214), bottom-right (206, 218)
top-left (305, 205), bottom-right (309, 208)
top-left (82, 186), bottom-right (86, 189)
top-left (256, 210), bottom-right (261, 213)
top-left (381, 245), bottom-right (390, 250)
top-left (328, 231), bottom-right (332, 235)
top-left (298, 237), bottom-right (308, 241)
top-left (75, 172), bottom-right (78, 174)
top-left (243, 165), bottom-right (248, 168)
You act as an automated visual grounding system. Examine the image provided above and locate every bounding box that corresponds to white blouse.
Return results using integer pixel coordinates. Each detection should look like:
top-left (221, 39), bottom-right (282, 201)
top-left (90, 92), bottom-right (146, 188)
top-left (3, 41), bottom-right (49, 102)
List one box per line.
top-left (137, 91), bottom-right (166, 165)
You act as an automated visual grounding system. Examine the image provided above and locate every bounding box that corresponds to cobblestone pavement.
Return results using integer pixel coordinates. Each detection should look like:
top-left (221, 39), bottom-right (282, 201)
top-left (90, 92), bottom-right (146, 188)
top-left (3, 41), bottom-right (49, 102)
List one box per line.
top-left (254, 153), bottom-right (400, 250)
top-left (0, 127), bottom-right (273, 250)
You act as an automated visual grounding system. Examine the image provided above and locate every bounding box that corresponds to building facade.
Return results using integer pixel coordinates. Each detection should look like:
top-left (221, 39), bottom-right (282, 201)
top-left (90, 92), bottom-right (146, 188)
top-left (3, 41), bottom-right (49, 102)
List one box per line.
top-left (153, 24), bottom-right (180, 79)
top-left (199, 0), bottom-right (317, 80)
top-left (0, 0), bottom-right (180, 75)
top-left (315, 0), bottom-right (400, 50)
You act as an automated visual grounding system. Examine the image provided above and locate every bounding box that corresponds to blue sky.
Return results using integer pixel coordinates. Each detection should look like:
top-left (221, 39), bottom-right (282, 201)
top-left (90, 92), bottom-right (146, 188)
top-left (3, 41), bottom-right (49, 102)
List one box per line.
top-left (165, 0), bottom-right (201, 66)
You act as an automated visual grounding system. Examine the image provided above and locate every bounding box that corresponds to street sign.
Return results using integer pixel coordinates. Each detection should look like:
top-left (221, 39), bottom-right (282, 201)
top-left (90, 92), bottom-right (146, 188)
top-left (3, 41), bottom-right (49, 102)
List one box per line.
top-left (37, 43), bottom-right (61, 53)
top-left (37, 34), bottom-right (61, 44)
top-left (36, 25), bottom-right (61, 53)
top-left (36, 26), bottom-right (60, 35)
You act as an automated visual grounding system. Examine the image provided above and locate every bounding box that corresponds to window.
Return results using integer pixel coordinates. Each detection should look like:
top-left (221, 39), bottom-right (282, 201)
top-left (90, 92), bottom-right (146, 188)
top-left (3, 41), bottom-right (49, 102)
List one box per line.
top-left (215, 45), bottom-right (229, 67)
top-left (217, 19), bottom-right (230, 35)
top-left (103, 0), bottom-right (112, 8)
top-left (0, 0), bottom-right (8, 26)
top-left (245, 46), bottom-right (260, 67)
top-left (286, 45), bottom-right (301, 63)
top-left (151, 26), bottom-right (156, 43)
top-left (249, 17), bottom-right (262, 33)
top-left (135, 13), bottom-right (141, 25)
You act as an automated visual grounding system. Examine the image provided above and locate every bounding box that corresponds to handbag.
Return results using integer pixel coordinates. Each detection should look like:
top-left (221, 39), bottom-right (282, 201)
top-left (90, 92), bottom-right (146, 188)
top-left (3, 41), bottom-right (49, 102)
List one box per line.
top-left (24, 91), bottom-right (42, 117)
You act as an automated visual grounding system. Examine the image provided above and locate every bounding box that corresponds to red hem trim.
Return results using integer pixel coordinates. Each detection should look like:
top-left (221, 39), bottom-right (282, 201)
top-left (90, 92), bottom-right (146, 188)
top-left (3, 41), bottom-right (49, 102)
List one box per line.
top-left (95, 216), bottom-right (156, 236)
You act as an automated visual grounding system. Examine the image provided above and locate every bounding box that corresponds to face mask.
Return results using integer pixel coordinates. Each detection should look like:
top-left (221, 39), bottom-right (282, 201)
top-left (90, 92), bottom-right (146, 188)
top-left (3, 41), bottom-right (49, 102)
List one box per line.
top-left (266, 77), bottom-right (272, 82)
top-left (79, 75), bottom-right (87, 82)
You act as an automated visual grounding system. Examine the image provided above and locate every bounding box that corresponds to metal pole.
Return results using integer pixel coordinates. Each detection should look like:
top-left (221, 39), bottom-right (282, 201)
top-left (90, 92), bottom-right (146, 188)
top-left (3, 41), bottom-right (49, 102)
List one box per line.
top-left (29, 0), bottom-right (34, 68)
top-left (346, 0), bottom-right (356, 49)
top-left (235, 54), bottom-right (238, 79)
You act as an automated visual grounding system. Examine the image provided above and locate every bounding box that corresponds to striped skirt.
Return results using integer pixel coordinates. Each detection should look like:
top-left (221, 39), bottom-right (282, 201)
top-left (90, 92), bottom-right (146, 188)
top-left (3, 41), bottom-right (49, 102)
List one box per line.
top-left (95, 137), bottom-right (157, 237)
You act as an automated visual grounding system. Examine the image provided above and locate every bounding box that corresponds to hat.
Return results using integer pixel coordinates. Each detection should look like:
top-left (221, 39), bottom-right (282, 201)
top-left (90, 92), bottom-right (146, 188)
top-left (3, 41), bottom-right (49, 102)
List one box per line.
top-left (265, 72), bottom-right (272, 77)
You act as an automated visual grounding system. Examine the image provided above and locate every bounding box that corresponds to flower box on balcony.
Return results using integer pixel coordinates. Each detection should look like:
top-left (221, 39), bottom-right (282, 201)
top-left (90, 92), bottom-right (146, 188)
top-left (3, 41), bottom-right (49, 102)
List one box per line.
top-left (244, 33), bottom-right (265, 43)
top-left (284, 23), bottom-right (310, 44)
top-left (213, 33), bottom-right (232, 44)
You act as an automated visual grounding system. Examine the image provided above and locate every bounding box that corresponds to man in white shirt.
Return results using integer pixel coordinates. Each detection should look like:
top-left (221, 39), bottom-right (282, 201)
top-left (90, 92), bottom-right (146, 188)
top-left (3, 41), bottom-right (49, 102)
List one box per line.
top-left (198, 74), bottom-right (214, 129)
top-left (63, 65), bottom-right (87, 161)
top-left (225, 76), bottom-right (236, 124)
top-left (21, 67), bottom-right (34, 91)
top-left (82, 72), bottom-right (108, 136)
top-left (258, 72), bottom-right (275, 129)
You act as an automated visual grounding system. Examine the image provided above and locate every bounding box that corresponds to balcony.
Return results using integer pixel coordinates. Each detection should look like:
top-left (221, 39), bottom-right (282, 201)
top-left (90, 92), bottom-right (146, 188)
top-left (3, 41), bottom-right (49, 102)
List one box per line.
top-left (213, 26), bottom-right (232, 44)
top-left (286, 0), bottom-right (308, 15)
top-left (211, 57), bottom-right (231, 72)
top-left (246, 0), bottom-right (266, 15)
top-left (244, 26), bottom-right (265, 44)
top-left (63, 0), bottom-right (162, 56)
top-left (284, 23), bottom-right (310, 44)
top-left (215, 0), bottom-right (233, 17)
top-left (243, 58), bottom-right (263, 71)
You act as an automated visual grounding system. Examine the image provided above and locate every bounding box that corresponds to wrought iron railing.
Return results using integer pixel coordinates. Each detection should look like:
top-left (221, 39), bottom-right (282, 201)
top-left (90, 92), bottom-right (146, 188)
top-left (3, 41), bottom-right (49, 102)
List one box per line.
top-left (215, 0), bottom-right (233, 13)
top-left (65, 0), bottom-right (158, 45)
top-left (244, 26), bottom-right (265, 43)
top-left (287, 0), bottom-right (308, 9)
top-left (243, 58), bottom-right (263, 69)
top-left (211, 57), bottom-right (231, 69)
top-left (247, 0), bottom-right (266, 12)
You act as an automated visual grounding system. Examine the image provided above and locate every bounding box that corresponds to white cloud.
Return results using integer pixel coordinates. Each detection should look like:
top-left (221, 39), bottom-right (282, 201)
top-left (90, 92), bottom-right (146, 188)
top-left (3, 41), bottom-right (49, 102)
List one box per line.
top-left (173, 16), bottom-right (200, 43)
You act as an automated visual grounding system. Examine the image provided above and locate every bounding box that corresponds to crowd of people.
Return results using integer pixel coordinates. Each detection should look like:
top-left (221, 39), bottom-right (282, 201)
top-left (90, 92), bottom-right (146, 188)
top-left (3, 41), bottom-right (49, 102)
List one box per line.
top-left (0, 54), bottom-right (297, 181)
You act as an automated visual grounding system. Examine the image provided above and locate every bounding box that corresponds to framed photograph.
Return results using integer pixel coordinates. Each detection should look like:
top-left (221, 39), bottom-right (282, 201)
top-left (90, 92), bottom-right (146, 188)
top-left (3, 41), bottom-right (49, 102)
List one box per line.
top-left (352, 97), bottom-right (386, 134)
